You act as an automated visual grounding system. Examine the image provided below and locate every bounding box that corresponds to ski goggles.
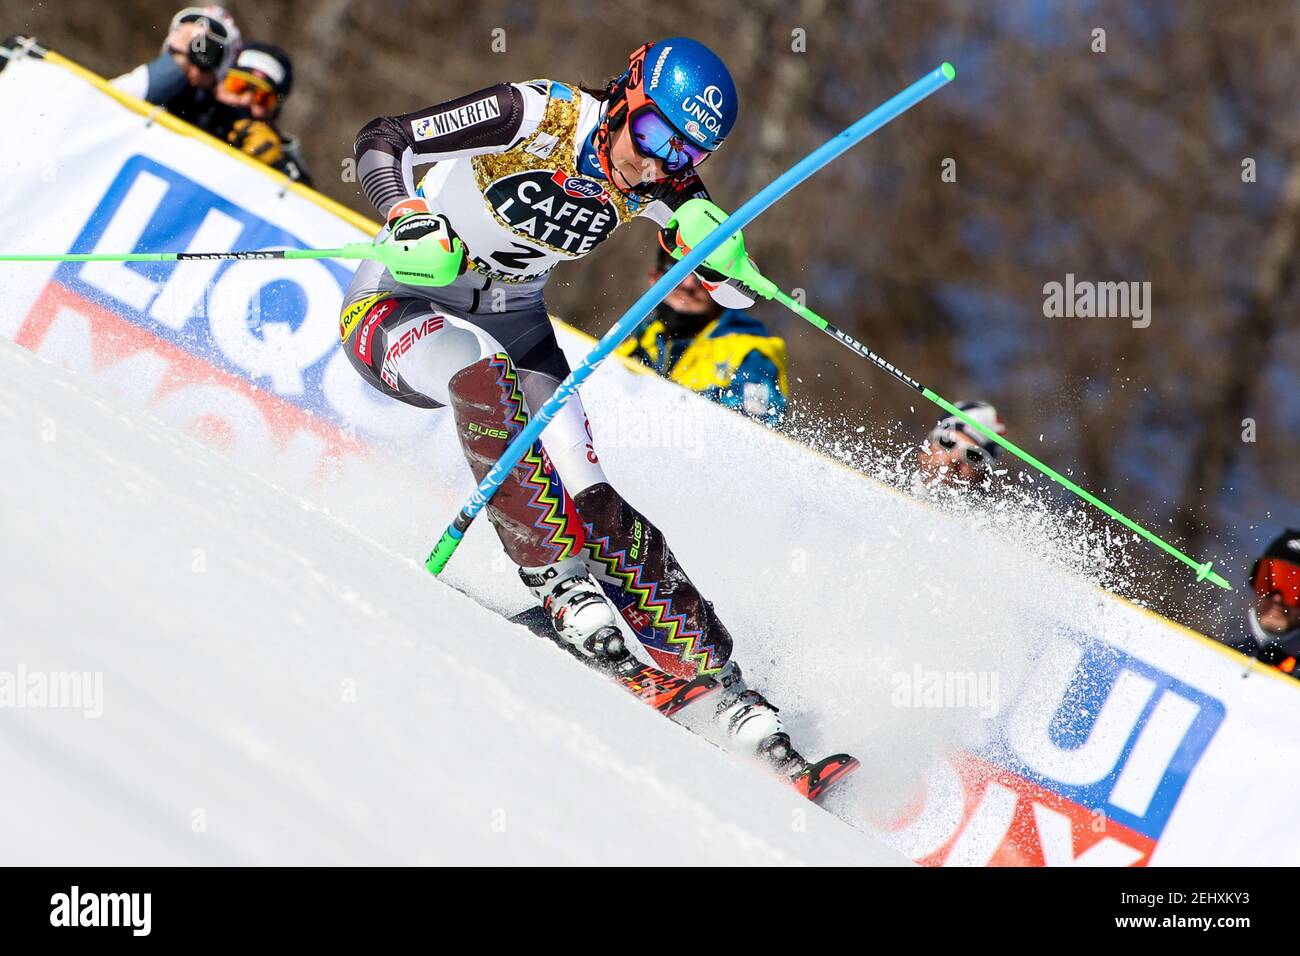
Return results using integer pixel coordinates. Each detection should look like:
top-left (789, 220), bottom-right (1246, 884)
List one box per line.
top-left (223, 70), bottom-right (280, 111)
top-left (935, 432), bottom-right (994, 465)
top-left (1252, 558), bottom-right (1300, 608)
top-left (628, 107), bottom-right (711, 174)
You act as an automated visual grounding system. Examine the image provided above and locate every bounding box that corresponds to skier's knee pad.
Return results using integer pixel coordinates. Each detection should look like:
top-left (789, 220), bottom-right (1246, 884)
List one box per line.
top-left (447, 353), bottom-right (585, 568)
top-left (573, 483), bottom-right (733, 677)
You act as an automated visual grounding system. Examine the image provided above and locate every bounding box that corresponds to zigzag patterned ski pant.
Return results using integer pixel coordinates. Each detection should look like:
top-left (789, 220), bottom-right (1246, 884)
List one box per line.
top-left (340, 265), bottom-right (733, 677)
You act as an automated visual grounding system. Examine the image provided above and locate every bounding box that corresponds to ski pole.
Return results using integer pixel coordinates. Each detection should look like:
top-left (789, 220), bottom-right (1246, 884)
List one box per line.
top-left (0, 239), bottom-right (465, 286)
top-left (0, 243), bottom-right (380, 267)
top-left (423, 62), bottom-right (958, 575)
top-left (744, 278), bottom-right (1231, 591)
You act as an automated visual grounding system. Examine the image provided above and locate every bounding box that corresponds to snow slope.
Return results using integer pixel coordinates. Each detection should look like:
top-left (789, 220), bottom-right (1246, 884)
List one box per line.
top-left (0, 337), bottom-right (907, 865)
top-left (303, 326), bottom-right (1151, 831)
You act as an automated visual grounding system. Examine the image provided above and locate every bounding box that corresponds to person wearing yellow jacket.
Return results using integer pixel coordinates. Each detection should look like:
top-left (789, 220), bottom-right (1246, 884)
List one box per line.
top-left (619, 244), bottom-right (788, 424)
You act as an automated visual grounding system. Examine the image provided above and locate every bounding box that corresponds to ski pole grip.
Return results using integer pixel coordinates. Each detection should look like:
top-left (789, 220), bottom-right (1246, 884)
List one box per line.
top-left (425, 529), bottom-right (463, 575)
top-left (426, 509), bottom-right (475, 574)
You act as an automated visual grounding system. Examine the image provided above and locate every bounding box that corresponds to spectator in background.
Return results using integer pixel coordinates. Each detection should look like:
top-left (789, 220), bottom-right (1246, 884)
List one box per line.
top-left (218, 43), bottom-right (312, 185)
top-left (113, 6), bottom-right (241, 132)
top-left (1221, 529), bottom-right (1300, 680)
top-left (618, 243), bottom-right (788, 425)
top-left (915, 401), bottom-right (1006, 490)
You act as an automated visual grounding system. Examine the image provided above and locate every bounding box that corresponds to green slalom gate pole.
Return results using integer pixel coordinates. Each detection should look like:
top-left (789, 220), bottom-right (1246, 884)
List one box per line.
top-left (759, 286), bottom-right (1232, 591)
top-left (0, 239), bottom-right (467, 287)
top-left (0, 243), bottom-right (385, 267)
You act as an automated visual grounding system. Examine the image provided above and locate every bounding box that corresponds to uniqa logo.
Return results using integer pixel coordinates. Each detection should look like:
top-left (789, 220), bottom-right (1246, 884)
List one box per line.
top-left (681, 85), bottom-right (725, 137)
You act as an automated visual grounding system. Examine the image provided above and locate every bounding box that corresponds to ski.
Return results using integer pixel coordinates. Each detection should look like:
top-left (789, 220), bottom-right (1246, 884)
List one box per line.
top-left (791, 753), bottom-right (861, 802)
top-left (491, 602), bottom-right (856, 794)
top-left (507, 605), bottom-right (720, 717)
top-left (759, 731), bottom-right (861, 802)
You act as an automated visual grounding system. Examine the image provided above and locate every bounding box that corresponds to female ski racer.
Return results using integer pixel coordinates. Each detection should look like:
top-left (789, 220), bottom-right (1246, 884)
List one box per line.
top-left (341, 38), bottom-right (800, 771)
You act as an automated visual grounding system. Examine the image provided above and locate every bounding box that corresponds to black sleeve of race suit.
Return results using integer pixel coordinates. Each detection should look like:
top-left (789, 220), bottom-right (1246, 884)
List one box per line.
top-left (353, 83), bottom-right (526, 218)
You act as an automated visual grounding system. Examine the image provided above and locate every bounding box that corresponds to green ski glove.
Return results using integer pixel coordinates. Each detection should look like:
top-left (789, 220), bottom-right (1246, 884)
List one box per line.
top-left (663, 197), bottom-right (778, 299)
top-left (379, 207), bottom-right (465, 287)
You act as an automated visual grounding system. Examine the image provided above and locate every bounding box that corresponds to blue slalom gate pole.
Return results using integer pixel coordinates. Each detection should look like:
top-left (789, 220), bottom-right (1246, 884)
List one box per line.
top-left (427, 62), bottom-right (956, 573)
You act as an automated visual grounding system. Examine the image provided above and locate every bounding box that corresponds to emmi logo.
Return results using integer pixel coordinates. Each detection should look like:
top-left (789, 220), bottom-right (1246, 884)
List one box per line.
top-left (50, 885), bottom-right (151, 936)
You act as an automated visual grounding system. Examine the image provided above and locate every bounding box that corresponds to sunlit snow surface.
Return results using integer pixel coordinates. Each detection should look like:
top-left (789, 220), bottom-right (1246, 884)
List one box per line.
top-left (0, 324), bottom-right (1181, 865)
top-left (0, 338), bottom-right (912, 864)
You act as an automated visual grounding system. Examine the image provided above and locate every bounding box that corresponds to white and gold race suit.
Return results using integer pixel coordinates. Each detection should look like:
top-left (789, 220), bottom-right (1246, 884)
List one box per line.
top-left (351, 78), bottom-right (757, 305)
top-left (340, 79), bottom-right (750, 680)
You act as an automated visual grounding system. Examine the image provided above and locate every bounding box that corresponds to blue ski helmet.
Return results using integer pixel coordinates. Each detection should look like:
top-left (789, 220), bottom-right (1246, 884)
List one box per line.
top-left (625, 38), bottom-right (738, 153)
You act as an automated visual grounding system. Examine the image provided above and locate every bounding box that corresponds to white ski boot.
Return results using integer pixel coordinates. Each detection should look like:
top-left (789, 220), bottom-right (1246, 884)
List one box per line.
top-left (713, 662), bottom-right (785, 750)
top-left (713, 662), bottom-right (817, 779)
top-left (519, 556), bottom-right (629, 669)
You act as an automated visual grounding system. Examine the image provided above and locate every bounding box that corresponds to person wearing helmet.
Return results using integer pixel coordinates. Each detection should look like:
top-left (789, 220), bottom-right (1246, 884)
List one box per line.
top-left (1221, 530), bottom-right (1300, 679)
top-left (344, 39), bottom-right (805, 775)
top-left (112, 6), bottom-right (242, 132)
top-left (916, 401), bottom-right (1007, 490)
top-left (619, 241), bottom-right (788, 424)
top-left (217, 43), bottom-right (312, 185)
